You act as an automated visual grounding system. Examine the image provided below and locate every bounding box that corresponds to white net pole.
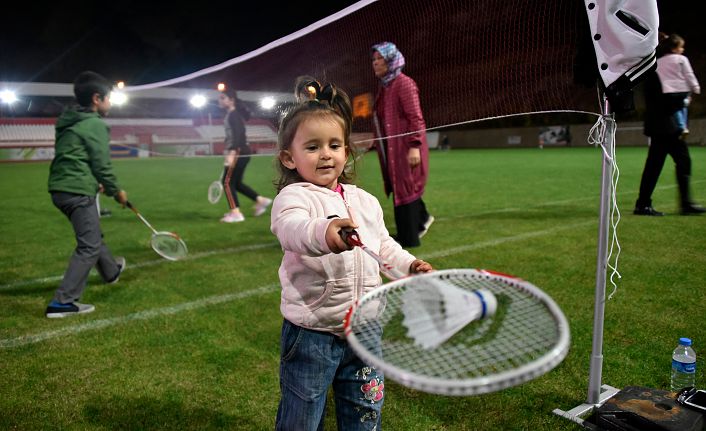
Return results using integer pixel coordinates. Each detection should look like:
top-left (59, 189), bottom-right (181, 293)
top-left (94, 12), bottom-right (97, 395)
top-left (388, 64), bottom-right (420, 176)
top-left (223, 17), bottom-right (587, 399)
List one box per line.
top-left (586, 96), bottom-right (613, 405)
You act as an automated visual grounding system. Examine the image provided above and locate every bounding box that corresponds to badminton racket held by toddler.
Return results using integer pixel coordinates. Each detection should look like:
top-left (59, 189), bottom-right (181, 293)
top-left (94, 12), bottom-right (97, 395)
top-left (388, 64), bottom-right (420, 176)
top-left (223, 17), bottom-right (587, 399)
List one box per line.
top-left (339, 227), bottom-right (431, 279)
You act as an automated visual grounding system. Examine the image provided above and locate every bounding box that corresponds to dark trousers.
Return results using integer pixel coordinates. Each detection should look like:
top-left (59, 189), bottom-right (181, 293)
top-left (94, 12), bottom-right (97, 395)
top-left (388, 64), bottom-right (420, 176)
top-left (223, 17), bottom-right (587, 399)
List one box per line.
top-left (51, 192), bottom-right (121, 303)
top-left (393, 198), bottom-right (429, 248)
top-left (223, 156), bottom-right (258, 209)
top-left (636, 134), bottom-right (693, 209)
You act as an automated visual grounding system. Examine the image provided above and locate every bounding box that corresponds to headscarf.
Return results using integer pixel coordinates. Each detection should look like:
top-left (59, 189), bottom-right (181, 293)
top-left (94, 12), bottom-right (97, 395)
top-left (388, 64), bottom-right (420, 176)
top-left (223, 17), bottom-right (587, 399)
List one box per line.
top-left (371, 42), bottom-right (405, 87)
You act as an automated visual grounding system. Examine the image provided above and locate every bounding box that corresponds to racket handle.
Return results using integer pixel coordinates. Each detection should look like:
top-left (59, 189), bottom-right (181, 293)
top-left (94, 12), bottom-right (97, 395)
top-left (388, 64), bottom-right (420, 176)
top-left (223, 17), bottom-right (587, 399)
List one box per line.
top-left (125, 201), bottom-right (139, 215)
top-left (126, 201), bottom-right (158, 234)
top-left (339, 228), bottom-right (360, 246)
top-left (341, 229), bottom-right (406, 280)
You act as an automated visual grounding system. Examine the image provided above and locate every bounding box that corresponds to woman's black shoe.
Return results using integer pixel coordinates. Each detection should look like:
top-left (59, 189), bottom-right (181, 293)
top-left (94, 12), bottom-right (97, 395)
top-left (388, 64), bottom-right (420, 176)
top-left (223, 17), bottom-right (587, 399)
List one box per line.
top-left (633, 206), bottom-right (664, 216)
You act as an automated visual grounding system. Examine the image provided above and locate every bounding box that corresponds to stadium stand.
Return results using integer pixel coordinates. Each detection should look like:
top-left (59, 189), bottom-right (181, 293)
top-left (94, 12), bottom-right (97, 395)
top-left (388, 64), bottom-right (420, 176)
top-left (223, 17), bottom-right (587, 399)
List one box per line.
top-left (0, 117), bottom-right (278, 161)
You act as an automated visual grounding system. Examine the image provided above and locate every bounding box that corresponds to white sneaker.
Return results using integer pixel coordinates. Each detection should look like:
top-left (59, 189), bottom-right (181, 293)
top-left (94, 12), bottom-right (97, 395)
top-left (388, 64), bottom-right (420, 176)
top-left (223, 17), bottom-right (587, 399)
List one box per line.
top-left (221, 212), bottom-right (245, 223)
top-left (254, 198), bottom-right (273, 217)
top-left (419, 215), bottom-right (435, 238)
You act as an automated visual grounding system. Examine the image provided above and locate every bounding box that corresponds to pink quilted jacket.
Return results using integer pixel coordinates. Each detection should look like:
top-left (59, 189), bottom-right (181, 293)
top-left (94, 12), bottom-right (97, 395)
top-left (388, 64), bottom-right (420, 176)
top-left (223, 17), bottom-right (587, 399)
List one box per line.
top-left (271, 182), bottom-right (416, 335)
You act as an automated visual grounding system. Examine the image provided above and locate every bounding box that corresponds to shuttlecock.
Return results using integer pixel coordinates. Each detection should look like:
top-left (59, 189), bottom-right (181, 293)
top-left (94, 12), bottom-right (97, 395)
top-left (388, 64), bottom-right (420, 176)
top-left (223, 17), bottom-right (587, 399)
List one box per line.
top-left (401, 277), bottom-right (497, 349)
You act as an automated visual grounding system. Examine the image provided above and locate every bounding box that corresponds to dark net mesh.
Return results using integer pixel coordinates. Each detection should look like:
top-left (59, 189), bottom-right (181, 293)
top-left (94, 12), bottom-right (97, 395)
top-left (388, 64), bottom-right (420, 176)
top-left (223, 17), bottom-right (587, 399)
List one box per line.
top-left (176, 0), bottom-right (598, 133)
top-left (0, 0), bottom-right (600, 159)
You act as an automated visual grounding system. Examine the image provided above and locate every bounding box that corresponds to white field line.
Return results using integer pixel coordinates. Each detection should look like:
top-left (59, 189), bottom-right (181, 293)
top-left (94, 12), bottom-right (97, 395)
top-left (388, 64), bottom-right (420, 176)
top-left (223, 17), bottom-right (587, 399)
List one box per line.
top-left (418, 221), bottom-right (594, 261)
top-left (0, 221), bottom-right (594, 349)
top-left (0, 284), bottom-right (278, 349)
top-left (443, 180), bottom-right (705, 221)
top-left (3, 178), bottom-right (704, 348)
top-left (4, 180), bottom-right (701, 291)
top-left (0, 242), bottom-right (279, 290)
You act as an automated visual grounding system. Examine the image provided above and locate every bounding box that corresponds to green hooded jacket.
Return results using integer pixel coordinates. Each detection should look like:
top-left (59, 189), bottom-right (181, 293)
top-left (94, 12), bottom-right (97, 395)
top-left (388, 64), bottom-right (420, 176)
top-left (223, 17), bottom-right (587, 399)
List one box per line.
top-left (48, 108), bottom-right (121, 197)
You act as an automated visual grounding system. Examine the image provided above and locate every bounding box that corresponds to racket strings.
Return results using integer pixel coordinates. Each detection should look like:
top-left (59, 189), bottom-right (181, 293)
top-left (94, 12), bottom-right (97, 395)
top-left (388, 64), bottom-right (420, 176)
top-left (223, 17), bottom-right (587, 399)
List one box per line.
top-left (208, 181), bottom-right (223, 204)
top-left (350, 273), bottom-right (565, 384)
top-left (152, 233), bottom-right (189, 261)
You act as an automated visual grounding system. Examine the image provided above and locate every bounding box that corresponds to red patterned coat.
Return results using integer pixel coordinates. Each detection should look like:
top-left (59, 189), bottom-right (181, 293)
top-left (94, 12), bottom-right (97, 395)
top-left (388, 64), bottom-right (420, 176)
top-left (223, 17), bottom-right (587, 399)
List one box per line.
top-left (373, 73), bottom-right (429, 207)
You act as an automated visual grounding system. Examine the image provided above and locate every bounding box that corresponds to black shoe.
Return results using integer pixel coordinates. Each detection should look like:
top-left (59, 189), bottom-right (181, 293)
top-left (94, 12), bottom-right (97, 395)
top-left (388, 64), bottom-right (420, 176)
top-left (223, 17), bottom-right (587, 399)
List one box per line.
top-left (107, 257), bottom-right (126, 284)
top-left (681, 204), bottom-right (706, 215)
top-left (100, 209), bottom-right (112, 218)
top-left (46, 301), bottom-right (95, 318)
top-left (633, 206), bottom-right (664, 216)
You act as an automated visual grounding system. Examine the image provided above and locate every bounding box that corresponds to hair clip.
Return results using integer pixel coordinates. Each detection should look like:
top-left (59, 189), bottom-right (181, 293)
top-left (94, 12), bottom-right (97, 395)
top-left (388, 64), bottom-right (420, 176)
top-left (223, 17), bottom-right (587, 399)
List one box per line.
top-left (298, 80), bottom-right (337, 105)
top-left (299, 80), bottom-right (321, 101)
top-left (318, 84), bottom-right (335, 103)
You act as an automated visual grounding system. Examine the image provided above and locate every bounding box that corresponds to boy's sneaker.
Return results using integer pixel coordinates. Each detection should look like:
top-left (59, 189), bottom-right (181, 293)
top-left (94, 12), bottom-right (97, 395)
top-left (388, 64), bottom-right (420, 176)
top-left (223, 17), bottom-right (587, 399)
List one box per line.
top-left (46, 301), bottom-right (95, 318)
top-left (108, 257), bottom-right (126, 284)
top-left (419, 215), bottom-right (435, 238)
top-left (254, 198), bottom-right (273, 216)
top-left (221, 212), bottom-right (245, 223)
top-left (99, 209), bottom-right (112, 218)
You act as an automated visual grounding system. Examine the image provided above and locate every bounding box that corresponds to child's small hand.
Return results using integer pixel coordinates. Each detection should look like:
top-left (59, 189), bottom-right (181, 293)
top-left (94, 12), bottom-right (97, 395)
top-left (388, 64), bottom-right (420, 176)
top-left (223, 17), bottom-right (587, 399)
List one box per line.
top-left (114, 190), bottom-right (128, 207)
top-left (326, 218), bottom-right (358, 253)
top-left (409, 259), bottom-right (433, 274)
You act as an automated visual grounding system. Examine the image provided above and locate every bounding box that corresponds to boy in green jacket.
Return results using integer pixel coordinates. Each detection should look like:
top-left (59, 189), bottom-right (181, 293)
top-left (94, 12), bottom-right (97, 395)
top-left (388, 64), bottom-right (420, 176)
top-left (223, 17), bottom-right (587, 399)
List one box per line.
top-left (46, 71), bottom-right (129, 318)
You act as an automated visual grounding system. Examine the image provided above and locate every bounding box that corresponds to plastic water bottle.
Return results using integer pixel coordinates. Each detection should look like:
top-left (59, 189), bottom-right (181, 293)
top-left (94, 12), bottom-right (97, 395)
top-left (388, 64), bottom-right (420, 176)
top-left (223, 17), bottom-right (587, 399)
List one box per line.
top-left (670, 337), bottom-right (696, 392)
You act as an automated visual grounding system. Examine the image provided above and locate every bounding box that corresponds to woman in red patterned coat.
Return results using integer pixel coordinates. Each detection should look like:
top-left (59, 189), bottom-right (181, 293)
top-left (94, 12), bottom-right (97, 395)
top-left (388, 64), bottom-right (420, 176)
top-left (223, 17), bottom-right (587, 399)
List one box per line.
top-left (371, 41), bottom-right (433, 248)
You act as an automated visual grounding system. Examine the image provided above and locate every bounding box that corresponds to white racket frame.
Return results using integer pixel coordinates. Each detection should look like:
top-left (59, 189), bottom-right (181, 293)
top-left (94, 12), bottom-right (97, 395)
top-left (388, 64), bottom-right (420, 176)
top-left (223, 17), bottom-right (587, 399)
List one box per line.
top-left (148, 231), bottom-right (189, 261)
top-left (208, 169), bottom-right (226, 204)
top-left (344, 268), bottom-right (570, 396)
top-left (208, 180), bottom-right (224, 204)
top-left (127, 202), bottom-right (188, 261)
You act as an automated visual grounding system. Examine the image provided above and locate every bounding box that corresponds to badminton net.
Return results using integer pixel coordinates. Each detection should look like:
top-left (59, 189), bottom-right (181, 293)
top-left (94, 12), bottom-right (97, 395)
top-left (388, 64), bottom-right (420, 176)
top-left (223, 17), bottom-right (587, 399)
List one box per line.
top-left (110, 0), bottom-right (598, 158)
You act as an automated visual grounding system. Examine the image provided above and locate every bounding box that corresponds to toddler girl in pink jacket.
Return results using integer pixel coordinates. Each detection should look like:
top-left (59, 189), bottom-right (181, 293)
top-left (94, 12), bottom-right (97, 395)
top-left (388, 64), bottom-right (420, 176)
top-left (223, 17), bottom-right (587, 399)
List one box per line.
top-left (270, 79), bottom-right (432, 430)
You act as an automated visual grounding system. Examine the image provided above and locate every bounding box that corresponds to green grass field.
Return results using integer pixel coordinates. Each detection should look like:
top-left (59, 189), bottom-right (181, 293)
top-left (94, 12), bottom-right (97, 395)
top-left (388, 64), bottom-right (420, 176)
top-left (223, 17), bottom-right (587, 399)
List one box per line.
top-left (1, 146), bottom-right (705, 430)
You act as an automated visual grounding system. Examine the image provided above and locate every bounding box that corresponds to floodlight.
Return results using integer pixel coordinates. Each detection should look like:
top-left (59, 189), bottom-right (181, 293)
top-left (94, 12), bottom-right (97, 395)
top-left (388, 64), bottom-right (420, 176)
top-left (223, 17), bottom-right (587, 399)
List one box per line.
top-left (217, 83), bottom-right (226, 92)
top-left (260, 96), bottom-right (275, 110)
top-left (0, 89), bottom-right (18, 105)
top-left (190, 94), bottom-right (207, 108)
top-left (116, 81), bottom-right (125, 89)
top-left (110, 91), bottom-right (128, 106)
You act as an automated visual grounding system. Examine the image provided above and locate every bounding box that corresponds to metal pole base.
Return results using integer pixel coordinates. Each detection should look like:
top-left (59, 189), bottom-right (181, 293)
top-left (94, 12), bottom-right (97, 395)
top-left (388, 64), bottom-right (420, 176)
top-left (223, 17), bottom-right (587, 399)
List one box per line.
top-left (552, 384), bottom-right (620, 427)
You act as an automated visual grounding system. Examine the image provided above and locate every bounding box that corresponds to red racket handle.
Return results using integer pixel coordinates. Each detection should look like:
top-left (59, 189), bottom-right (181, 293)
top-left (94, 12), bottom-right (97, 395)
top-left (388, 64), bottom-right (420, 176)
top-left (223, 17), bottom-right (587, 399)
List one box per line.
top-left (340, 228), bottom-right (363, 247)
top-left (340, 229), bottom-right (405, 279)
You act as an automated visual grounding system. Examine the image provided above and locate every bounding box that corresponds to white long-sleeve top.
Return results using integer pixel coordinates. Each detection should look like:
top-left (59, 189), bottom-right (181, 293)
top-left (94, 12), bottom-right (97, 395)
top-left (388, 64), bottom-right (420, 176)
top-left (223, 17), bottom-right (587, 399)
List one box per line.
top-left (657, 53), bottom-right (701, 95)
top-left (271, 182), bottom-right (416, 335)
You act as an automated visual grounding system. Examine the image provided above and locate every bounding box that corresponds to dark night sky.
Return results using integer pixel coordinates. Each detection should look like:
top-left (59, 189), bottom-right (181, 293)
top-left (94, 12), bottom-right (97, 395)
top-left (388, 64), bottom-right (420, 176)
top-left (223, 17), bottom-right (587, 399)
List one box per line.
top-left (0, 1), bottom-right (700, 87)
top-left (1, 1), bottom-right (361, 85)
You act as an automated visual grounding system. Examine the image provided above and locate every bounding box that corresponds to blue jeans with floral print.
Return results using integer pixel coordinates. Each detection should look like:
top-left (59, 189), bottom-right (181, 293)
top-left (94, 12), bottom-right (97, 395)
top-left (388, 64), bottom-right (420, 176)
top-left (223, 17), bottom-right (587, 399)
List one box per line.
top-left (275, 319), bottom-right (384, 431)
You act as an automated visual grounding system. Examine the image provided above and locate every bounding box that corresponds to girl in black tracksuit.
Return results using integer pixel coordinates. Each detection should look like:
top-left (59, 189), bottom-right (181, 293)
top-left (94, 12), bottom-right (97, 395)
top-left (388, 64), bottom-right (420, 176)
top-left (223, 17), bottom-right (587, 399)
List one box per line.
top-left (218, 89), bottom-right (272, 223)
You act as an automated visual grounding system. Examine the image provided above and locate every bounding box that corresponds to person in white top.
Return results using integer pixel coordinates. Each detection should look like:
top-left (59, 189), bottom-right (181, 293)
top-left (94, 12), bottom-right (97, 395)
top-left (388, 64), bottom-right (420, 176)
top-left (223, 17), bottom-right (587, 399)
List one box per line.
top-left (634, 33), bottom-right (706, 216)
top-left (656, 33), bottom-right (700, 135)
top-left (271, 79), bottom-right (432, 430)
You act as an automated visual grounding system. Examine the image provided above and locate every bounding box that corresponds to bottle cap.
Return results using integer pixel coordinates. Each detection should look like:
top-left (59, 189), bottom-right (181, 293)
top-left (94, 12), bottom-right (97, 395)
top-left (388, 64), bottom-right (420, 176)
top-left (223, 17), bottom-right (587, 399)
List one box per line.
top-left (679, 337), bottom-right (692, 346)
